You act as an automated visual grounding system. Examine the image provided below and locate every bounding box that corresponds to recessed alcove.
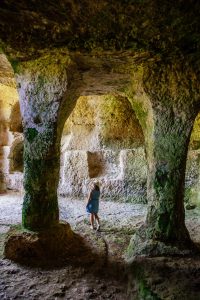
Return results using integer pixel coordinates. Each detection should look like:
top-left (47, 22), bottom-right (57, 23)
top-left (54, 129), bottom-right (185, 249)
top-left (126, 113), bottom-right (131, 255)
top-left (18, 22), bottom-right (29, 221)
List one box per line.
top-left (59, 94), bottom-right (147, 202)
top-left (9, 136), bottom-right (24, 173)
top-left (9, 102), bottom-right (23, 133)
top-left (0, 54), bottom-right (23, 192)
top-left (87, 151), bottom-right (105, 178)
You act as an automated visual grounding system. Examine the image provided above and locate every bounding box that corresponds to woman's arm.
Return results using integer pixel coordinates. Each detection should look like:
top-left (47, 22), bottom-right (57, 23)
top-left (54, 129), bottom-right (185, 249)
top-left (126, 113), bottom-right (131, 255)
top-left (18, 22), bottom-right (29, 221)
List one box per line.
top-left (86, 191), bottom-right (91, 205)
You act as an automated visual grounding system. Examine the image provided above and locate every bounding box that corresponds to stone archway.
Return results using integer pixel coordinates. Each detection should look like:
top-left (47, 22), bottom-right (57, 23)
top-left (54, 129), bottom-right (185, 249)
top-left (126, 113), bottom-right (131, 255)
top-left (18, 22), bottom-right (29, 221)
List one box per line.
top-left (8, 135), bottom-right (24, 173)
top-left (3, 50), bottom-right (200, 263)
top-left (3, 50), bottom-right (149, 263)
top-left (59, 94), bottom-right (147, 203)
top-left (185, 113), bottom-right (200, 207)
top-left (0, 54), bottom-right (21, 193)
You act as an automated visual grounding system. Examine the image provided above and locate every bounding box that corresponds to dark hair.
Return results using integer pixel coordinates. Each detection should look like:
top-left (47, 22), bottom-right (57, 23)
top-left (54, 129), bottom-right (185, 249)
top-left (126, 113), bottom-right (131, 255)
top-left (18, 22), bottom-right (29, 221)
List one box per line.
top-left (94, 184), bottom-right (100, 191)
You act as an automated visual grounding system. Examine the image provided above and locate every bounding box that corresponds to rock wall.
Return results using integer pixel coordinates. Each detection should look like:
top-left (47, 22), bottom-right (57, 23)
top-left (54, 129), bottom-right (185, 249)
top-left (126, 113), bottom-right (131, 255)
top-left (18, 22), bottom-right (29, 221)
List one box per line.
top-left (1, 77), bottom-right (200, 205)
top-left (0, 54), bottom-right (23, 193)
top-left (0, 54), bottom-right (23, 192)
top-left (59, 148), bottom-right (147, 203)
top-left (59, 94), bottom-right (200, 204)
top-left (185, 114), bottom-right (200, 205)
top-left (2, 90), bottom-right (200, 205)
top-left (59, 95), bottom-right (147, 202)
top-left (0, 0), bottom-right (200, 253)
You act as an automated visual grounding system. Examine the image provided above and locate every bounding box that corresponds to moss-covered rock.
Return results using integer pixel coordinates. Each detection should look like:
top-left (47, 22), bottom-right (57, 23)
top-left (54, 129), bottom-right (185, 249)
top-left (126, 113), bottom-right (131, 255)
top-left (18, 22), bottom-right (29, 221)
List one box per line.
top-left (14, 50), bottom-right (78, 230)
top-left (126, 61), bottom-right (200, 256)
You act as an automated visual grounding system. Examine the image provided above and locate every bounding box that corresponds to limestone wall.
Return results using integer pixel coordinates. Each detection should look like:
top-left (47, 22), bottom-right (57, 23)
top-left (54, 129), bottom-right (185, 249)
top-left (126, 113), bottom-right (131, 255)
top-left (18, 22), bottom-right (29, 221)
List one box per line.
top-left (0, 55), bottom-right (23, 193)
top-left (185, 150), bottom-right (200, 205)
top-left (58, 95), bottom-right (200, 204)
top-left (59, 95), bottom-right (147, 202)
top-left (1, 85), bottom-right (200, 205)
top-left (59, 148), bottom-right (147, 202)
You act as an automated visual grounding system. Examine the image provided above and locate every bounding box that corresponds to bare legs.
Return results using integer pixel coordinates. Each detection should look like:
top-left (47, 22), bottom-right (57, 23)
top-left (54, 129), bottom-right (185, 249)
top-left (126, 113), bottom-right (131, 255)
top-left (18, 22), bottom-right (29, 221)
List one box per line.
top-left (90, 213), bottom-right (100, 230)
top-left (90, 213), bottom-right (94, 229)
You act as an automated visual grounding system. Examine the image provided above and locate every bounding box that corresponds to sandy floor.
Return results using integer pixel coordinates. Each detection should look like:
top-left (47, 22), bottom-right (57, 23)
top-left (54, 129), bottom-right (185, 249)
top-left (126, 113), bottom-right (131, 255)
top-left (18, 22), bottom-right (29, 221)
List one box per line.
top-left (0, 193), bottom-right (146, 300)
top-left (1, 193), bottom-right (200, 299)
top-left (0, 192), bottom-right (146, 228)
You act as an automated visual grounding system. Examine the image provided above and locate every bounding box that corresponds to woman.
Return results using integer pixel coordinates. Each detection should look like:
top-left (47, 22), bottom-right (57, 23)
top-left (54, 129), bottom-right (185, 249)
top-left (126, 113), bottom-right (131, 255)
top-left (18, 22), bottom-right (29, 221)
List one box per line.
top-left (86, 182), bottom-right (100, 230)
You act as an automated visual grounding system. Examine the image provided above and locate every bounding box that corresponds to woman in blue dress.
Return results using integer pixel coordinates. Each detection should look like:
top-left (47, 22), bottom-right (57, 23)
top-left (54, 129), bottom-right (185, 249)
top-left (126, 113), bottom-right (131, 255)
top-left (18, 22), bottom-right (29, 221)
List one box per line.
top-left (86, 182), bottom-right (100, 230)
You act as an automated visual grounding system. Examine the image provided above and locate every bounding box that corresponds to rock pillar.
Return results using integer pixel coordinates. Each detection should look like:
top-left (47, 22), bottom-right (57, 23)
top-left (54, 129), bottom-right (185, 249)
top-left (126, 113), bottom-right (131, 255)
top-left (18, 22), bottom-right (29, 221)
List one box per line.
top-left (4, 51), bottom-right (84, 264)
top-left (146, 108), bottom-right (193, 245)
top-left (22, 128), bottom-right (60, 230)
top-left (15, 51), bottom-right (77, 231)
top-left (127, 62), bottom-right (200, 256)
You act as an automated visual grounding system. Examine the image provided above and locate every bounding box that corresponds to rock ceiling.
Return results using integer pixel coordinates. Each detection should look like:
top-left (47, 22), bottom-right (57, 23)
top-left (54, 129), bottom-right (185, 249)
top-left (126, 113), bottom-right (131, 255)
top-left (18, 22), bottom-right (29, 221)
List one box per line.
top-left (0, 1), bottom-right (199, 62)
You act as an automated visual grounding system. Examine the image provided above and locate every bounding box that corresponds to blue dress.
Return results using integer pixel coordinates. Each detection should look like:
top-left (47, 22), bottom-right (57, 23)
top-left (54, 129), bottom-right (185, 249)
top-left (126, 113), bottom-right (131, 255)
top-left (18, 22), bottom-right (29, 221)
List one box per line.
top-left (86, 189), bottom-right (100, 213)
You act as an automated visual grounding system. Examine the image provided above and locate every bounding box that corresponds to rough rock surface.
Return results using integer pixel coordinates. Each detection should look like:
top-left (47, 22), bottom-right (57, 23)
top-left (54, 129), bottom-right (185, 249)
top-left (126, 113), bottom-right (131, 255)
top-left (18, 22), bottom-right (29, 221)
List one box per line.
top-left (58, 95), bottom-right (147, 202)
top-left (0, 54), bottom-right (22, 193)
top-left (0, 1), bottom-right (199, 64)
top-left (1, 193), bottom-right (200, 299)
top-left (0, 0), bottom-right (200, 264)
top-left (1, 84), bottom-right (200, 205)
top-left (4, 221), bottom-right (109, 271)
top-left (0, 193), bottom-right (145, 299)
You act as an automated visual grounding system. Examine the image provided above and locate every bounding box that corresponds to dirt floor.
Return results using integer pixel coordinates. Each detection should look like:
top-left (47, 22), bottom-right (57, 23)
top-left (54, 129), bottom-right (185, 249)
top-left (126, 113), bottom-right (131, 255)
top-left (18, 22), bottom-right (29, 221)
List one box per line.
top-left (0, 193), bottom-right (200, 299)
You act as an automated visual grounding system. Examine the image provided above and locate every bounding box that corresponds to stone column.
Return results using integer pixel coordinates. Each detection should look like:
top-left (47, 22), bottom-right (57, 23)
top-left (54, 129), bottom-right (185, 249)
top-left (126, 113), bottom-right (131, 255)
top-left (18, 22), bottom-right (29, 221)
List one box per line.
top-left (15, 50), bottom-right (77, 231)
top-left (22, 127), bottom-right (60, 230)
top-left (127, 62), bottom-right (200, 256)
top-left (146, 108), bottom-right (193, 245)
top-left (4, 50), bottom-right (84, 264)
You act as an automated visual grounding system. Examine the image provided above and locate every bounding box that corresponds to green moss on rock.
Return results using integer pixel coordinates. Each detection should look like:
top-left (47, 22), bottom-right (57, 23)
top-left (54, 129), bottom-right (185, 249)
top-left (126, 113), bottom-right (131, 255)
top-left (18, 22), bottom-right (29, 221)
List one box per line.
top-left (25, 128), bottom-right (38, 142)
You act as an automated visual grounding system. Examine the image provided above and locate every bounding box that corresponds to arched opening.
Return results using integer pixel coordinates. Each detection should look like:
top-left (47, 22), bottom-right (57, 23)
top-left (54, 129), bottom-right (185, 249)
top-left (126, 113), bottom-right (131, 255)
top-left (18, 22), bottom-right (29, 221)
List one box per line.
top-left (59, 94), bottom-right (147, 203)
top-left (0, 54), bottom-right (22, 193)
top-left (8, 135), bottom-right (24, 173)
top-left (185, 113), bottom-right (200, 208)
top-left (9, 102), bottom-right (23, 133)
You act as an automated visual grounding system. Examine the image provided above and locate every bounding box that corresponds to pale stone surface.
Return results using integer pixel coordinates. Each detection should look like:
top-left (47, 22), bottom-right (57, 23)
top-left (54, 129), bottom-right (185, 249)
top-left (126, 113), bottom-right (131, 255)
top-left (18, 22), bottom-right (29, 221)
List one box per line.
top-left (62, 95), bottom-right (144, 151)
top-left (190, 113), bottom-right (200, 150)
top-left (185, 149), bottom-right (200, 205)
top-left (59, 150), bottom-right (89, 197)
top-left (3, 90), bottom-right (200, 206)
top-left (59, 148), bottom-right (147, 202)
top-left (0, 55), bottom-right (22, 193)
top-left (59, 95), bottom-right (147, 203)
top-left (5, 173), bottom-right (23, 192)
top-left (8, 134), bottom-right (24, 173)
top-left (0, 193), bottom-right (146, 228)
top-left (0, 54), bottom-right (16, 88)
